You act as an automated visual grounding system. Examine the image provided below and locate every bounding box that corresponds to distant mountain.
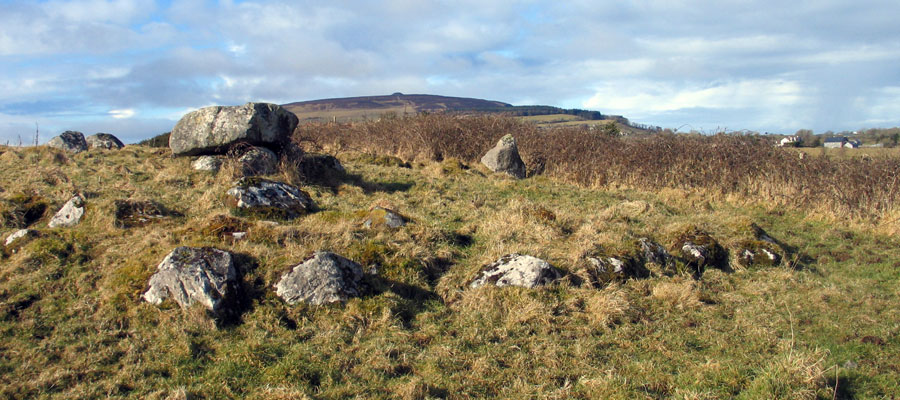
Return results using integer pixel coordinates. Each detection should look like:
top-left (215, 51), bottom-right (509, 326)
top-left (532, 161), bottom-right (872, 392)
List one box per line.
top-left (281, 93), bottom-right (658, 133)
top-left (282, 93), bottom-right (512, 122)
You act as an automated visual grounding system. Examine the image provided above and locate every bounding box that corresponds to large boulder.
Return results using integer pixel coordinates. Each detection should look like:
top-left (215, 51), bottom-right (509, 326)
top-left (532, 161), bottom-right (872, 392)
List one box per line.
top-left (274, 251), bottom-right (364, 305)
top-left (470, 254), bottom-right (561, 289)
top-left (169, 102), bottom-right (299, 156)
top-left (143, 247), bottom-right (238, 313)
top-left (226, 177), bottom-right (314, 219)
top-left (480, 134), bottom-right (526, 179)
top-left (238, 146), bottom-right (278, 176)
top-left (85, 133), bottom-right (124, 149)
top-left (48, 195), bottom-right (85, 228)
top-left (47, 131), bottom-right (88, 153)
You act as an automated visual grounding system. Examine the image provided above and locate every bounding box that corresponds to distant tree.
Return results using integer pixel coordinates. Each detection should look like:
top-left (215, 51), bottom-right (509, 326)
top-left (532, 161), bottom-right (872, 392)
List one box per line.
top-left (599, 122), bottom-right (620, 137)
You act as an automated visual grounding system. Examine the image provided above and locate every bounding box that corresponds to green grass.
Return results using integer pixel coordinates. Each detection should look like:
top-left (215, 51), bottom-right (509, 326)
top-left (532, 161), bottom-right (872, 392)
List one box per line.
top-left (0, 144), bottom-right (898, 398)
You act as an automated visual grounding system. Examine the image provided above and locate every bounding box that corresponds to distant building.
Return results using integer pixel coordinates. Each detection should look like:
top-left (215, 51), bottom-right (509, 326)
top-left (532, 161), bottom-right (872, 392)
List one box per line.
top-left (779, 136), bottom-right (801, 147)
top-left (824, 137), bottom-right (860, 148)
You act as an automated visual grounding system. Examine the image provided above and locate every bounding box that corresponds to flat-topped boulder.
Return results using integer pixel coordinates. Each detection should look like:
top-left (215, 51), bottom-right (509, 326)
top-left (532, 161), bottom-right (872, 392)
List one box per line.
top-left (274, 251), bottom-right (364, 305)
top-left (143, 247), bottom-right (238, 313)
top-left (86, 133), bottom-right (124, 150)
top-left (480, 134), bottom-right (526, 179)
top-left (47, 131), bottom-right (88, 153)
top-left (170, 102), bottom-right (299, 156)
top-left (470, 254), bottom-right (561, 289)
top-left (226, 177), bottom-right (314, 220)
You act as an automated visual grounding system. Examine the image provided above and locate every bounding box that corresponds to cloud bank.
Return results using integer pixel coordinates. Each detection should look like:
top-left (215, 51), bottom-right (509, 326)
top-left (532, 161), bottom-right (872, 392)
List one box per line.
top-left (1, 0), bottom-right (899, 144)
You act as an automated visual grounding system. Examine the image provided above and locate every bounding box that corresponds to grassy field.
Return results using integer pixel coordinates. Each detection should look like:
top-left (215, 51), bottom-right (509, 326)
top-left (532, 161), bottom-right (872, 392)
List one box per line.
top-left (796, 146), bottom-right (900, 159)
top-left (0, 122), bottom-right (899, 398)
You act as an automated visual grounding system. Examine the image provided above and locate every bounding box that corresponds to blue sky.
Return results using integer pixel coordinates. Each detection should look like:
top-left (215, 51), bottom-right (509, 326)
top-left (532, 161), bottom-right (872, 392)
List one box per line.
top-left (2, 0), bottom-right (900, 144)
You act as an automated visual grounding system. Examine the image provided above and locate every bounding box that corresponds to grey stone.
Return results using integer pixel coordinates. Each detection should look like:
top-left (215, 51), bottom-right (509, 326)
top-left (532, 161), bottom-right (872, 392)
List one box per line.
top-left (85, 133), bottom-right (124, 149)
top-left (363, 206), bottom-right (407, 229)
top-left (638, 238), bottom-right (673, 268)
top-left (192, 156), bottom-right (222, 172)
top-left (226, 177), bottom-right (314, 220)
top-left (238, 147), bottom-right (278, 176)
top-left (585, 255), bottom-right (650, 280)
top-left (470, 254), bottom-right (561, 289)
top-left (274, 251), bottom-right (363, 305)
top-left (48, 195), bottom-right (84, 228)
top-left (480, 134), bottom-right (526, 179)
top-left (143, 247), bottom-right (238, 312)
top-left (169, 102), bottom-right (299, 156)
top-left (47, 131), bottom-right (88, 153)
top-left (674, 228), bottom-right (726, 272)
top-left (4, 229), bottom-right (38, 248)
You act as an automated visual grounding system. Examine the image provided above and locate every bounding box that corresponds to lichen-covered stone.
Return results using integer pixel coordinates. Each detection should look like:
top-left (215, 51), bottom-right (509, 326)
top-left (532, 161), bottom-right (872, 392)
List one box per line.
top-left (274, 251), bottom-right (363, 305)
top-left (47, 131), bottom-right (88, 153)
top-left (48, 195), bottom-right (84, 228)
top-left (638, 238), bottom-right (674, 270)
top-left (192, 156), bottom-right (222, 172)
top-left (226, 178), bottom-right (314, 220)
top-left (673, 227), bottom-right (727, 273)
top-left (470, 254), bottom-right (561, 289)
top-left (480, 134), bottom-right (526, 179)
top-left (143, 247), bottom-right (238, 312)
top-left (85, 133), bottom-right (124, 150)
top-left (169, 102), bottom-right (298, 156)
top-left (238, 146), bottom-right (278, 176)
top-left (734, 239), bottom-right (783, 268)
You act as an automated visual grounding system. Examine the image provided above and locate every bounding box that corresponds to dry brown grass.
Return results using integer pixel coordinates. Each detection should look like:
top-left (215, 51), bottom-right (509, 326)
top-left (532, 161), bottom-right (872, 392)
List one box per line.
top-left (298, 114), bottom-right (900, 220)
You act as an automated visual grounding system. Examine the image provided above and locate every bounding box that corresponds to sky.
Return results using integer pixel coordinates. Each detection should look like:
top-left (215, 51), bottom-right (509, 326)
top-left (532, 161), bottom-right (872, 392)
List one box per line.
top-left (2, 0), bottom-right (900, 144)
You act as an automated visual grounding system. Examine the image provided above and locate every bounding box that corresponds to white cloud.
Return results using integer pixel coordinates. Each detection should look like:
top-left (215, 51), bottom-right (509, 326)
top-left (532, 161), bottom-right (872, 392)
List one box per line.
top-left (109, 109), bottom-right (135, 119)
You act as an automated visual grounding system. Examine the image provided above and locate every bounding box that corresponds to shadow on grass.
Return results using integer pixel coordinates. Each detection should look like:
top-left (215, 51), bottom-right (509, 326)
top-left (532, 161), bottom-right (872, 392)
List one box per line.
top-left (826, 372), bottom-right (859, 400)
top-left (214, 252), bottom-right (263, 328)
top-left (363, 273), bottom-right (443, 328)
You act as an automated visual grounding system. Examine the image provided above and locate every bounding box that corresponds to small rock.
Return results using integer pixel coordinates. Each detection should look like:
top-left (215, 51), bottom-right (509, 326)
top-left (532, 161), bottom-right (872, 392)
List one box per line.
top-left (238, 146), bottom-right (278, 176)
top-left (192, 156), bottom-right (222, 172)
top-left (226, 177), bottom-right (314, 220)
top-left (48, 195), bottom-right (85, 228)
top-left (735, 240), bottom-right (782, 268)
top-left (47, 131), bottom-right (88, 153)
top-left (85, 133), bottom-right (124, 149)
top-left (363, 206), bottom-right (407, 229)
top-left (470, 254), bottom-right (561, 289)
top-left (4, 228), bottom-right (38, 248)
top-left (673, 227), bottom-right (726, 273)
top-left (842, 360), bottom-right (858, 370)
top-left (274, 251), bottom-right (364, 305)
top-left (480, 134), bottom-right (527, 179)
top-left (585, 255), bottom-right (650, 282)
top-left (143, 247), bottom-right (238, 312)
top-left (638, 238), bottom-right (673, 268)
